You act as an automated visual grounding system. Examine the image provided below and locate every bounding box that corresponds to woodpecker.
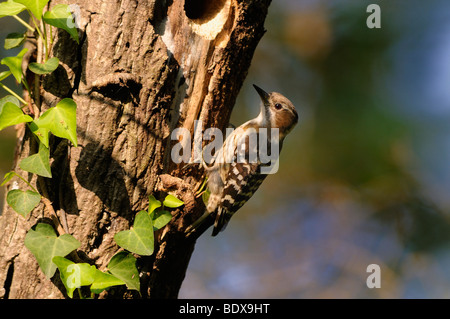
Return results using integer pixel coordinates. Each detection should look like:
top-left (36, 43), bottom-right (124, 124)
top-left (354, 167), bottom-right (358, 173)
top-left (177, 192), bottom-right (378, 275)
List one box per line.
top-left (187, 85), bottom-right (298, 236)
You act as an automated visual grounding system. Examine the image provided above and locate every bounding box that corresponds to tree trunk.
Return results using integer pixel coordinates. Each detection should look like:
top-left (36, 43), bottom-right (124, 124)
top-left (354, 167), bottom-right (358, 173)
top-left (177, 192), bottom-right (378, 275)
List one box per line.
top-left (0, 0), bottom-right (270, 298)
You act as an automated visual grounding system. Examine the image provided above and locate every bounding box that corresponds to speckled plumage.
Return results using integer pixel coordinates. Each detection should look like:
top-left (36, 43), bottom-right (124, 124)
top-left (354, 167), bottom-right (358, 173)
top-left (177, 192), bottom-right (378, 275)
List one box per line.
top-left (187, 85), bottom-right (298, 236)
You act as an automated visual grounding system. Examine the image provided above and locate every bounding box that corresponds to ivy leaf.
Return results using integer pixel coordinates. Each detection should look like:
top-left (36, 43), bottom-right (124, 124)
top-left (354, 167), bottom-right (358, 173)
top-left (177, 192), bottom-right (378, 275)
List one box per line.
top-left (52, 256), bottom-right (97, 298)
top-left (90, 269), bottom-right (125, 295)
top-left (1, 48), bottom-right (28, 82)
top-left (107, 252), bottom-right (140, 292)
top-left (53, 256), bottom-right (126, 297)
top-left (24, 223), bottom-right (80, 278)
top-left (13, 0), bottom-right (49, 20)
top-left (163, 194), bottom-right (184, 208)
top-left (0, 95), bottom-right (19, 106)
top-left (1, 171), bottom-right (18, 186)
top-left (148, 194), bottom-right (161, 215)
top-left (0, 70), bottom-right (11, 81)
top-left (152, 210), bottom-right (172, 230)
top-left (19, 141), bottom-right (52, 178)
top-left (28, 57), bottom-right (59, 75)
top-left (0, 102), bottom-right (33, 131)
top-left (6, 189), bottom-right (41, 217)
top-left (114, 211), bottom-right (154, 256)
top-left (0, 0), bottom-right (26, 18)
top-left (4, 32), bottom-right (26, 50)
top-left (32, 98), bottom-right (77, 147)
top-left (43, 4), bottom-right (79, 43)
top-left (28, 121), bottom-right (49, 148)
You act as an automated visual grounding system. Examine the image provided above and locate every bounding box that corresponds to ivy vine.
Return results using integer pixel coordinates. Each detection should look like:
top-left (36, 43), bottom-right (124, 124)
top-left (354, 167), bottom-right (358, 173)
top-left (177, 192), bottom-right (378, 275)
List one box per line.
top-left (0, 0), bottom-right (184, 298)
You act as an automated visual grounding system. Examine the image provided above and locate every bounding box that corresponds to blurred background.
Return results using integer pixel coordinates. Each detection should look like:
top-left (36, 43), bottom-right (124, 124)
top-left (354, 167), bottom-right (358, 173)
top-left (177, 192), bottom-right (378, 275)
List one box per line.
top-left (0, 8), bottom-right (23, 215)
top-left (2, 0), bottom-right (450, 298)
top-left (180, 0), bottom-right (450, 298)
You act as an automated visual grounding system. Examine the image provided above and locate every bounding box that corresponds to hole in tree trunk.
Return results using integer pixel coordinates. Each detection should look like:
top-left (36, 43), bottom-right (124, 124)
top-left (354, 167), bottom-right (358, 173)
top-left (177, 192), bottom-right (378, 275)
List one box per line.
top-left (184, 0), bottom-right (232, 40)
top-left (184, 0), bottom-right (227, 22)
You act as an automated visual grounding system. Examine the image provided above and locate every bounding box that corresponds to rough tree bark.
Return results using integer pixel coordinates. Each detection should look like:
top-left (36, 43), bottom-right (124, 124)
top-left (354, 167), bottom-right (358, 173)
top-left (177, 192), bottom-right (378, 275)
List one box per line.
top-left (0, 0), bottom-right (271, 298)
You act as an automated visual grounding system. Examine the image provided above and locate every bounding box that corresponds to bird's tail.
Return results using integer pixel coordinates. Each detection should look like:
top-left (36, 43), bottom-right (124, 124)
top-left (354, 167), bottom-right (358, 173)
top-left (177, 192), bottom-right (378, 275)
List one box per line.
top-left (211, 207), bottom-right (230, 236)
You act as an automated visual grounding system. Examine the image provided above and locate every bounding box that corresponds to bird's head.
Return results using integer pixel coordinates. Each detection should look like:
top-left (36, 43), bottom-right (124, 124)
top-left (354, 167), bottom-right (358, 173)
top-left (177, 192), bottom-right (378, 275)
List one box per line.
top-left (253, 84), bottom-right (298, 140)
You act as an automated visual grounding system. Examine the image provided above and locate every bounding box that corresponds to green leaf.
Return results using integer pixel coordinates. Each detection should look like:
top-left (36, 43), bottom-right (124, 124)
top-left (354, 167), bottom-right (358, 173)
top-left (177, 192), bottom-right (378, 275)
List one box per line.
top-left (28, 57), bottom-right (59, 75)
top-left (13, 0), bottom-right (49, 19)
top-left (0, 95), bottom-right (19, 106)
top-left (0, 95), bottom-right (19, 107)
top-left (114, 211), bottom-right (154, 256)
top-left (0, 70), bottom-right (11, 81)
top-left (52, 256), bottom-right (97, 298)
top-left (148, 194), bottom-right (161, 214)
top-left (107, 252), bottom-right (140, 291)
top-left (24, 223), bottom-right (80, 278)
top-left (4, 32), bottom-right (26, 50)
top-left (163, 194), bottom-right (184, 208)
top-left (0, 102), bottom-right (32, 131)
top-left (0, 0), bottom-right (26, 18)
top-left (19, 142), bottom-right (52, 178)
top-left (53, 256), bottom-right (126, 297)
top-left (90, 269), bottom-right (125, 294)
top-left (1, 171), bottom-right (17, 186)
top-left (202, 188), bottom-right (210, 206)
top-left (152, 210), bottom-right (172, 230)
top-left (43, 4), bottom-right (79, 43)
top-left (32, 98), bottom-right (77, 147)
top-left (1, 48), bottom-right (28, 82)
top-left (6, 189), bottom-right (41, 217)
top-left (28, 121), bottom-right (50, 148)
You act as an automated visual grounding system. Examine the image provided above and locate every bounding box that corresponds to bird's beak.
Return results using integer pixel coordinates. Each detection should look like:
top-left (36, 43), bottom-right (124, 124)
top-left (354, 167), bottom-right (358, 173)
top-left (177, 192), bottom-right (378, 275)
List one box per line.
top-left (253, 84), bottom-right (270, 105)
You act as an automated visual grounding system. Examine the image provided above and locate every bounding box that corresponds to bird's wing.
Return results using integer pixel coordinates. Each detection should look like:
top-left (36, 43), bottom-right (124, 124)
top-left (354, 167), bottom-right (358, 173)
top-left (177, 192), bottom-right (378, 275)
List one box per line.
top-left (212, 161), bottom-right (267, 236)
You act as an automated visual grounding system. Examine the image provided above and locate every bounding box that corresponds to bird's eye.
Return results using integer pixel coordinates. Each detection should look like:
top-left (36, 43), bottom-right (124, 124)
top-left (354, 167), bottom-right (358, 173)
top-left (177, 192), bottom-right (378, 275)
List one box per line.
top-left (274, 103), bottom-right (283, 110)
